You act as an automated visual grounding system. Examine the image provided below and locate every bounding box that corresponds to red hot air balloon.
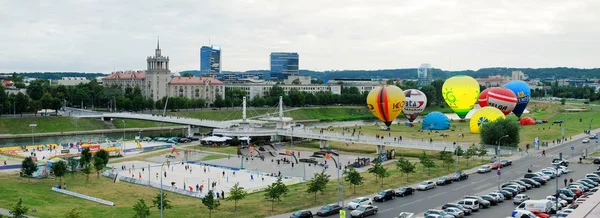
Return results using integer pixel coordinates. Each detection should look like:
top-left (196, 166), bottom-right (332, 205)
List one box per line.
top-left (478, 88), bottom-right (491, 108)
top-left (519, 117), bottom-right (536, 125)
top-left (487, 87), bottom-right (518, 115)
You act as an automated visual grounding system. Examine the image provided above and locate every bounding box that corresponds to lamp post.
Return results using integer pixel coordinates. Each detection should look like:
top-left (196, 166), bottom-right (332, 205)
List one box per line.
top-left (455, 134), bottom-right (461, 173)
top-left (122, 120), bottom-right (126, 151)
top-left (497, 135), bottom-right (509, 191)
top-left (29, 124), bottom-right (37, 146)
top-left (159, 161), bottom-right (168, 218)
top-left (75, 117), bottom-right (79, 139)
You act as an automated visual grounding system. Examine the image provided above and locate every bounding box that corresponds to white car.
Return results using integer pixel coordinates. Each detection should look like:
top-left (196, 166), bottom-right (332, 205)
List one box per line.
top-left (347, 197), bottom-right (372, 209)
top-left (417, 181), bottom-right (437, 190)
top-left (489, 192), bottom-right (505, 202)
top-left (477, 165), bottom-right (491, 173)
top-left (583, 138), bottom-right (590, 143)
top-left (513, 194), bottom-right (530, 205)
top-left (586, 173), bottom-right (600, 179)
top-left (558, 166), bottom-right (571, 174)
top-left (546, 196), bottom-right (568, 207)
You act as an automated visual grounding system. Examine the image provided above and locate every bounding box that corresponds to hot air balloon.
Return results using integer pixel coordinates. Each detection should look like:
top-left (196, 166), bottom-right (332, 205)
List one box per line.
top-left (403, 89), bottom-right (427, 122)
top-left (487, 87), bottom-right (518, 115)
top-left (442, 76), bottom-right (480, 120)
top-left (519, 117), bottom-right (536, 125)
top-left (366, 85), bottom-right (405, 128)
top-left (503, 80), bottom-right (531, 118)
top-left (478, 88), bottom-right (491, 108)
top-left (422, 112), bottom-right (450, 130)
top-left (469, 107), bottom-right (506, 133)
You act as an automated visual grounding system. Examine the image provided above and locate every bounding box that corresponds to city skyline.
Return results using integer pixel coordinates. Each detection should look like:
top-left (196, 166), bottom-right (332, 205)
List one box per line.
top-left (1, 0), bottom-right (600, 73)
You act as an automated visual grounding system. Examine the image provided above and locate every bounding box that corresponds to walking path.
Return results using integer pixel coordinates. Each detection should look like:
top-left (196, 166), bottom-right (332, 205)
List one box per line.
top-left (0, 207), bottom-right (37, 218)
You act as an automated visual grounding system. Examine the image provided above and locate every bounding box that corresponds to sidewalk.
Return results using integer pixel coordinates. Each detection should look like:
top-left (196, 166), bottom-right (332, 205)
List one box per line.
top-left (267, 128), bottom-right (600, 218)
top-left (0, 207), bottom-right (37, 218)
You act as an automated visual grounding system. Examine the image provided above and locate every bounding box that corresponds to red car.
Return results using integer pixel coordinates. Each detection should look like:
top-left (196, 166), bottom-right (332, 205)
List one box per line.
top-left (491, 162), bottom-right (503, 169)
top-left (530, 209), bottom-right (550, 218)
top-left (569, 188), bottom-right (583, 197)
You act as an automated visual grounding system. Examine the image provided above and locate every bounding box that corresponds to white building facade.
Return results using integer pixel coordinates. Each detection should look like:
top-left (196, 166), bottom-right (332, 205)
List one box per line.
top-left (225, 84), bottom-right (341, 99)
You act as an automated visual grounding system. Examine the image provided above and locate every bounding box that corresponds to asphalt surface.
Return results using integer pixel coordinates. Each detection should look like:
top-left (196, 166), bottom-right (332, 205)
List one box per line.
top-left (281, 136), bottom-right (600, 218)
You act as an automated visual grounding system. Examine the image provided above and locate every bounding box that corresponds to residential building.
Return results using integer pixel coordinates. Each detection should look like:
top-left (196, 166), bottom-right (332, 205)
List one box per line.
top-left (203, 71), bottom-right (264, 83)
top-left (326, 78), bottom-right (382, 94)
top-left (103, 41), bottom-right (224, 105)
top-left (55, 77), bottom-right (90, 86)
top-left (283, 76), bottom-right (311, 85)
top-left (200, 45), bottom-right (221, 74)
top-left (475, 77), bottom-right (506, 87)
top-left (225, 84), bottom-right (341, 99)
top-left (270, 52), bottom-right (299, 80)
top-left (511, 71), bottom-right (528, 81)
top-left (417, 63), bottom-right (432, 87)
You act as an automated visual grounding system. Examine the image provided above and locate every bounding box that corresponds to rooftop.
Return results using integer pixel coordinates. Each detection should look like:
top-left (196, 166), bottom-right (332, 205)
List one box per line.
top-left (104, 71), bottom-right (146, 80)
top-left (168, 76), bottom-right (224, 85)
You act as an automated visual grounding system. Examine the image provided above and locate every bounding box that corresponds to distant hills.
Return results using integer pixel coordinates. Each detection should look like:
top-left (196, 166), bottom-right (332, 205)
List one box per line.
top-left (7, 67), bottom-right (600, 80)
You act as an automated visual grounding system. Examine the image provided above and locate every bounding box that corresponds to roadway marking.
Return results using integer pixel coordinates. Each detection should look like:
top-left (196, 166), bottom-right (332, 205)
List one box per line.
top-left (427, 191), bottom-right (448, 199)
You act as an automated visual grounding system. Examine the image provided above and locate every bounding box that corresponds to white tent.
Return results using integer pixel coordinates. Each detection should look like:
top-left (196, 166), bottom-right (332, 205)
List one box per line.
top-left (239, 136), bottom-right (251, 141)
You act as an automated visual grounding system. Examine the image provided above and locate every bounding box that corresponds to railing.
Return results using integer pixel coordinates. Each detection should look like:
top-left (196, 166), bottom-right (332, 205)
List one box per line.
top-left (76, 112), bottom-right (232, 128)
top-left (51, 187), bottom-right (115, 206)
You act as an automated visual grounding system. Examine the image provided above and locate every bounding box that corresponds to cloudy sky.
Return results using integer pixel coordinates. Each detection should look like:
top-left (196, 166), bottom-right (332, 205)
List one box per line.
top-left (1, 0), bottom-right (599, 73)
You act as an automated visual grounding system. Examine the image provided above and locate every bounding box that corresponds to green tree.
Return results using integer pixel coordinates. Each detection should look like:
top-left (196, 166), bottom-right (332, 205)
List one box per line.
top-left (441, 149), bottom-right (454, 172)
top-left (152, 192), bottom-right (173, 211)
top-left (64, 208), bottom-right (81, 218)
top-left (480, 118), bottom-right (520, 147)
top-left (51, 160), bottom-right (68, 186)
top-left (264, 177), bottom-right (289, 211)
top-left (181, 72), bottom-right (194, 77)
top-left (21, 157), bottom-right (38, 181)
top-left (14, 92), bottom-right (29, 116)
top-left (82, 164), bottom-right (92, 181)
top-left (93, 156), bottom-right (105, 179)
top-left (80, 148), bottom-right (92, 167)
top-left (306, 170), bottom-right (331, 203)
top-left (420, 85), bottom-right (436, 107)
top-left (226, 182), bottom-right (247, 212)
top-left (9, 198), bottom-right (28, 218)
top-left (132, 199), bottom-right (150, 218)
top-left (464, 144), bottom-right (477, 167)
top-left (202, 190), bottom-right (220, 218)
top-left (369, 161), bottom-right (390, 187)
top-left (344, 166), bottom-right (363, 194)
top-left (40, 92), bottom-right (54, 115)
top-left (396, 157), bottom-right (416, 181)
top-left (29, 100), bottom-right (42, 116)
top-left (95, 149), bottom-right (110, 166)
top-left (419, 151), bottom-right (437, 176)
top-left (478, 144), bottom-right (488, 163)
top-left (560, 98), bottom-right (566, 105)
top-left (454, 145), bottom-right (464, 157)
top-left (51, 97), bottom-right (63, 115)
top-left (0, 84), bottom-right (8, 117)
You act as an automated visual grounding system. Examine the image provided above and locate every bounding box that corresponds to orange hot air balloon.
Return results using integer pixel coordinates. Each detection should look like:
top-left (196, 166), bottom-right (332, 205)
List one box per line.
top-left (366, 85), bottom-right (405, 128)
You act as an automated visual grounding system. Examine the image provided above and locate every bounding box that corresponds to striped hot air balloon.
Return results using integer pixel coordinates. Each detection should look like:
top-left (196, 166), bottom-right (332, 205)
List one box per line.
top-left (366, 85), bottom-right (405, 128)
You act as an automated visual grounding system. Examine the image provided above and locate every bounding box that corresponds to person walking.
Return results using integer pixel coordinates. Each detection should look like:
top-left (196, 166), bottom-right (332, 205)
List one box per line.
top-left (569, 178), bottom-right (574, 183)
top-left (221, 190), bottom-right (225, 199)
top-left (564, 178), bottom-right (568, 187)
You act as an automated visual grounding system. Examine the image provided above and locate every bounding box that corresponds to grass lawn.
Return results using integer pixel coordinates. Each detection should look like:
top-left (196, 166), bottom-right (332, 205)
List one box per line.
top-left (0, 117), bottom-right (109, 134)
top-left (168, 108), bottom-right (271, 121)
top-left (0, 153), bottom-right (485, 218)
top-left (193, 146), bottom-right (239, 155)
top-left (110, 150), bottom-right (174, 163)
top-left (200, 154), bottom-right (227, 161)
top-left (112, 119), bottom-right (178, 129)
top-left (590, 152), bottom-right (600, 157)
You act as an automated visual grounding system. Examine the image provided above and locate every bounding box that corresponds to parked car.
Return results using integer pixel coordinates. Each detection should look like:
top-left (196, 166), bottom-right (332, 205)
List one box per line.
top-left (480, 195), bottom-right (498, 205)
top-left (520, 178), bottom-right (541, 188)
top-left (513, 194), bottom-right (530, 205)
top-left (583, 138), bottom-right (590, 143)
top-left (417, 181), bottom-right (436, 190)
top-left (497, 190), bottom-right (513, 199)
top-left (373, 190), bottom-right (395, 202)
top-left (441, 203), bottom-right (472, 215)
top-left (443, 208), bottom-right (464, 218)
top-left (463, 195), bottom-right (490, 208)
top-left (557, 189), bottom-right (577, 199)
top-left (347, 197), bottom-right (372, 210)
top-left (580, 178), bottom-right (599, 186)
top-left (509, 180), bottom-right (533, 189)
top-left (546, 196), bottom-right (568, 207)
top-left (529, 209), bottom-right (550, 218)
top-left (451, 171), bottom-right (469, 181)
top-left (531, 176), bottom-right (548, 185)
top-left (501, 159), bottom-right (512, 166)
top-left (436, 176), bottom-right (453, 186)
top-left (552, 158), bottom-right (569, 167)
top-left (316, 204), bottom-right (341, 217)
top-left (424, 209), bottom-right (454, 218)
top-left (395, 187), bottom-right (415, 197)
top-left (457, 199), bottom-right (480, 211)
top-left (488, 192), bottom-right (505, 202)
top-left (502, 187), bottom-right (520, 196)
top-left (477, 165), bottom-right (492, 173)
top-left (594, 157), bottom-right (600, 164)
top-left (491, 162), bottom-right (503, 169)
top-left (290, 210), bottom-right (313, 218)
top-left (350, 205), bottom-right (378, 218)
top-left (556, 209), bottom-right (574, 217)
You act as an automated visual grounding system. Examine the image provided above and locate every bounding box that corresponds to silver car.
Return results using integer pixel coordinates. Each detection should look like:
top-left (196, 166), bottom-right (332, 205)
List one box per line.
top-left (443, 208), bottom-right (464, 218)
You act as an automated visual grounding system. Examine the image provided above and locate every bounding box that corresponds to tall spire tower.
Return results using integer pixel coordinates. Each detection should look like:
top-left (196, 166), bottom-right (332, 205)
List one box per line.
top-left (155, 37), bottom-right (161, 57)
top-left (146, 39), bottom-right (170, 101)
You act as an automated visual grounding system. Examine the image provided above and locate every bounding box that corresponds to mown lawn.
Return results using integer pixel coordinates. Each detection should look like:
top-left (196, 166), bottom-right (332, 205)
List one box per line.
top-left (112, 119), bottom-right (178, 129)
top-left (0, 117), bottom-right (109, 134)
top-left (0, 155), bottom-right (484, 218)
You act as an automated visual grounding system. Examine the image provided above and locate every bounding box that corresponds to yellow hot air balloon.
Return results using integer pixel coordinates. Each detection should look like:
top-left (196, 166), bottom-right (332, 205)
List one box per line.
top-left (366, 85), bottom-right (405, 128)
top-left (469, 106), bottom-right (506, 133)
top-left (442, 75), bottom-right (480, 120)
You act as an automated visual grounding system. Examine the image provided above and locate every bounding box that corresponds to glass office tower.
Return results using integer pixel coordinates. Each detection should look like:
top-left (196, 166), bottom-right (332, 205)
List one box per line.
top-left (270, 52), bottom-right (299, 80)
top-left (200, 45), bottom-right (221, 74)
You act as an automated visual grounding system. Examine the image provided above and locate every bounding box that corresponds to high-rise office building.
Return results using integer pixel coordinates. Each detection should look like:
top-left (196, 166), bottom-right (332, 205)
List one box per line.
top-left (270, 52), bottom-right (299, 80)
top-left (417, 63), bottom-right (432, 87)
top-left (200, 45), bottom-right (221, 74)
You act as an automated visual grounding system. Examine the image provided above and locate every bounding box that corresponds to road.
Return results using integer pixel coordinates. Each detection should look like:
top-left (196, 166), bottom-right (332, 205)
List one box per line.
top-left (273, 136), bottom-right (599, 218)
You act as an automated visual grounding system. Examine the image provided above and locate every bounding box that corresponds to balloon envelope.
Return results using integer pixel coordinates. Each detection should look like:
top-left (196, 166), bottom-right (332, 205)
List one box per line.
top-left (403, 89), bottom-right (427, 122)
top-left (366, 85), bottom-right (405, 127)
top-left (478, 88), bottom-right (491, 108)
top-left (503, 80), bottom-right (531, 118)
top-left (519, 117), bottom-right (536, 125)
top-left (422, 112), bottom-right (451, 130)
top-left (442, 76), bottom-right (480, 119)
top-left (487, 87), bottom-right (518, 115)
top-left (470, 107), bottom-right (506, 133)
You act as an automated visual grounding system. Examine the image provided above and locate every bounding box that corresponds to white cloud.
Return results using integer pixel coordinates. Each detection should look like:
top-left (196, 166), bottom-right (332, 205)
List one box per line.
top-left (0, 0), bottom-right (598, 73)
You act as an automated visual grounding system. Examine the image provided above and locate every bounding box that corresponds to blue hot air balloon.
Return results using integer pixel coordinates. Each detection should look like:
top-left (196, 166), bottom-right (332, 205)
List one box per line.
top-left (422, 112), bottom-right (451, 130)
top-left (503, 80), bottom-right (531, 118)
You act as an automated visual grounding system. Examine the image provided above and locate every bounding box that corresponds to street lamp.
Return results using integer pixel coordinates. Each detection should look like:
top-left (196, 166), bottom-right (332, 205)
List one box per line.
top-left (497, 135), bottom-right (509, 191)
top-left (29, 124), bottom-right (37, 146)
top-left (454, 134), bottom-right (461, 173)
top-left (122, 120), bottom-right (126, 151)
top-left (159, 161), bottom-right (169, 218)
